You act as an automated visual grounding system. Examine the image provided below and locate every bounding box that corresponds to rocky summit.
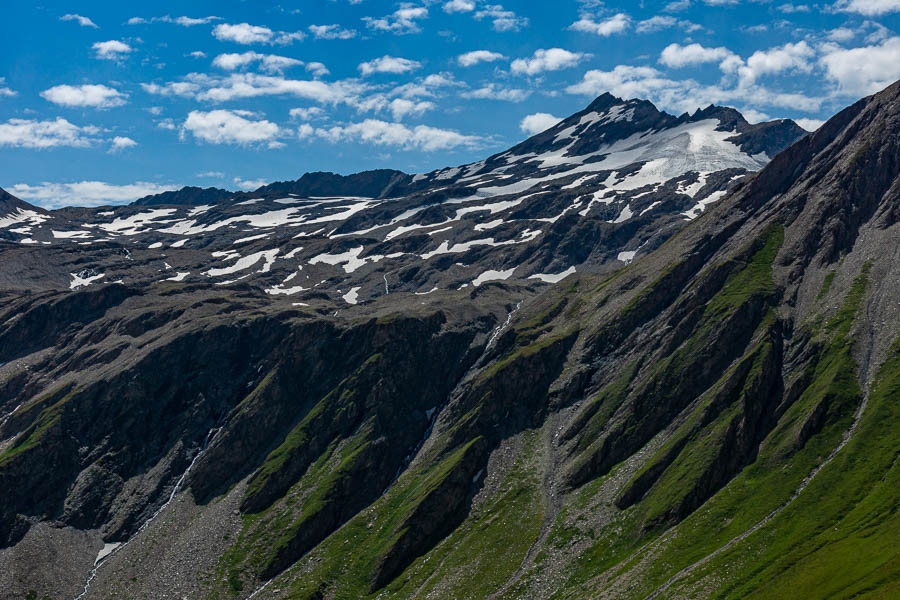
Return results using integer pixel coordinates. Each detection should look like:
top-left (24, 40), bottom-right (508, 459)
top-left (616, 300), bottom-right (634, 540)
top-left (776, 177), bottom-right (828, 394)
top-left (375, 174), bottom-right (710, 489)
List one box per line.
top-left (1, 81), bottom-right (899, 600)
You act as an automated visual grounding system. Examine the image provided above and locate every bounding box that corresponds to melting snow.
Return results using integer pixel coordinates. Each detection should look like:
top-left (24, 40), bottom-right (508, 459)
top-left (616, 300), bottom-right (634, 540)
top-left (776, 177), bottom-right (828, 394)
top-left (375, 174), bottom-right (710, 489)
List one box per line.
top-left (342, 286), bottom-right (361, 304)
top-left (70, 271), bottom-right (105, 289)
top-left (472, 267), bottom-right (517, 286)
top-left (529, 266), bottom-right (576, 283)
top-left (205, 249), bottom-right (279, 277)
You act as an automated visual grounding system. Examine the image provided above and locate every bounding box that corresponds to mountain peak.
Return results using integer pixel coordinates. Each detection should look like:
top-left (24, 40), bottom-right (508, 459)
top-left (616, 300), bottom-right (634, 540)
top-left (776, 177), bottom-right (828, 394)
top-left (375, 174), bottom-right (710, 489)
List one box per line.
top-left (585, 92), bottom-right (626, 112)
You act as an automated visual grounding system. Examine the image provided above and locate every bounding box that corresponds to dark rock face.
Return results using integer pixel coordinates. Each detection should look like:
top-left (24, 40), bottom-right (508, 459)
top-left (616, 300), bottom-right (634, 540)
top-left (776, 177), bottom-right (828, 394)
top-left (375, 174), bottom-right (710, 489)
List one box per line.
top-left (1, 84), bottom-right (899, 600)
top-left (256, 169), bottom-right (412, 199)
top-left (132, 186), bottom-right (234, 206)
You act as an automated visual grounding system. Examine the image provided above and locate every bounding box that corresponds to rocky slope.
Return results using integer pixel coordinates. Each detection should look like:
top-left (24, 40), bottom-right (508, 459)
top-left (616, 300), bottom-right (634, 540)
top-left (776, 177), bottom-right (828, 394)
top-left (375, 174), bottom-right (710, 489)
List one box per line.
top-left (1, 82), bottom-right (898, 600)
top-left (0, 94), bottom-right (803, 302)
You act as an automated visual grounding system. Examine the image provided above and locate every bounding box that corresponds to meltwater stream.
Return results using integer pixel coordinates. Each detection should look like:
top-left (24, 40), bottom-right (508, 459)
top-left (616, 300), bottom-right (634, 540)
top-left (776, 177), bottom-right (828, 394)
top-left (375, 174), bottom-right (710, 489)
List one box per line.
top-left (74, 426), bottom-right (222, 600)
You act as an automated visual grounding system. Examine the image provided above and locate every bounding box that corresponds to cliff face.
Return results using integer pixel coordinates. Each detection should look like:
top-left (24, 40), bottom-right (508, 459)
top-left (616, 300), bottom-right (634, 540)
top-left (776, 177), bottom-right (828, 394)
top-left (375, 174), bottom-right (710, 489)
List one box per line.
top-left (0, 83), bottom-right (898, 600)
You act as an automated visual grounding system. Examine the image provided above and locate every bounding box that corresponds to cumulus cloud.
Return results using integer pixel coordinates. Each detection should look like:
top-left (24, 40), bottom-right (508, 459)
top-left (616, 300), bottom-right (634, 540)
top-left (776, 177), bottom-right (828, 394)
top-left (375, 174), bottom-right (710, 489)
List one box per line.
top-left (461, 83), bottom-right (530, 101)
top-left (511, 48), bottom-right (588, 76)
top-left (212, 52), bottom-right (303, 74)
top-left (142, 72), bottom-right (368, 105)
top-left (40, 84), bottom-right (127, 108)
top-left (0, 78), bottom-right (16, 97)
top-left (388, 98), bottom-right (435, 120)
top-left (309, 24), bottom-right (357, 39)
top-left (833, 0), bottom-right (900, 16)
top-left (289, 107), bottom-right (325, 120)
top-left (358, 55), bottom-right (422, 76)
top-left (181, 110), bottom-right (283, 146)
top-left (659, 43), bottom-right (735, 68)
top-left (61, 14), bottom-right (98, 28)
top-left (364, 6), bottom-right (428, 34)
top-left (636, 16), bottom-right (701, 33)
top-left (188, 51), bottom-right (207, 59)
top-left (213, 22), bottom-right (305, 45)
top-left (569, 13), bottom-right (630, 36)
top-left (458, 50), bottom-right (506, 67)
top-left (128, 15), bottom-right (221, 26)
top-left (474, 5), bottom-right (528, 32)
top-left (316, 119), bottom-right (483, 151)
top-left (519, 112), bottom-right (562, 135)
top-left (820, 36), bottom-right (900, 95)
top-left (109, 136), bottom-right (137, 152)
top-left (795, 118), bottom-right (825, 131)
top-left (0, 118), bottom-right (101, 148)
top-left (444, 0), bottom-right (476, 12)
top-left (10, 181), bottom-right (181, 209)
top-left (233, 177), bottom-right (268, 190)
top-left (738, 41), bottom-right (815, 83)
top-left (93, 40), bottom-right (132, 60)
top-left (566, 64), bottom-right (824, 113)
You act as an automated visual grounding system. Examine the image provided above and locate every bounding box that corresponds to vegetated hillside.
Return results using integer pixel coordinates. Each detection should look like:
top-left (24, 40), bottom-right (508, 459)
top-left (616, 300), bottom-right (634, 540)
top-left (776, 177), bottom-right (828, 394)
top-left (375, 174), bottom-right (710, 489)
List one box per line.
top-left (0, 81), bottom-right (898, 600)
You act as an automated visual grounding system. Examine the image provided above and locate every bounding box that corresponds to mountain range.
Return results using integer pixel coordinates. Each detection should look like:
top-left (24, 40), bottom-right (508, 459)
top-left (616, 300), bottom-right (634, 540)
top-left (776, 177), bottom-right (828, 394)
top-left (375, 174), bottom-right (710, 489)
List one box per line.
top-left (0, 83), bottom-right (897, 600)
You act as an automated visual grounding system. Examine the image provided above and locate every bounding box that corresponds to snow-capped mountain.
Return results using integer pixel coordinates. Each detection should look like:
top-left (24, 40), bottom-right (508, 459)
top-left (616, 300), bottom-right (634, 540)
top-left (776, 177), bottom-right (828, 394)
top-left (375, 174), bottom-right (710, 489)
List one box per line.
top-left (0, 93), bottom-right (805, 302)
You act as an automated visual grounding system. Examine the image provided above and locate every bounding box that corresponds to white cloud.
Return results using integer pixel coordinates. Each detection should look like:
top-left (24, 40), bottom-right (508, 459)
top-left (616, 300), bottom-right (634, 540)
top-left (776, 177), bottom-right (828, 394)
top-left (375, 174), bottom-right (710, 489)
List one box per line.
top-left (364, 6), bottom-right (429, 34)
top-left (511, 48), bottom-right (589, 76)
top-left (659, 43), bottom-right (735, 67)
top-left (569, 13), bottom-right (630, 36)
top-left (458, 50), bottom-right (506, 67)
top-left (174, 15), bottom-right (221, 26)
top-left (142, 72), bottom-right (368, 105)
top-left (358, 55), bottom-right (422, 76)
top-left (461, 83), bottom-right (530, 101)
top-left (665, 0), bottom-right (692, 10)
top-left (40, 84), bottom-right (127, 108)
top-left (212, 52), bottom-right (303, 74)
top-left (297, 123), bottom-right (315, 139)
top-left (309, 24), bottom-right (357, 39)
top-left (128, 15), bottom-right (221, 26)
top-left (316, 119), bottom-right (483, 151)
top-left (777, 3), bottom-right (811, 12)
top-left (181, 109), bottom-right (282, 145)
top-left (188, 50), bottom-right (207, 58)
top-left (213, 22), bottom-right (272, 43)
top-left (61, 14), bottom-right (98, 28)
top-left (795, 118), bottom-right (825, 131)
top-left (833, 0), bottom-right (900, 16)
top-left (213, 22), bottom-right (305, 45)
top-left (0, 78), bottom-right (16, 97)
top-left (566, 64), bottom-right (824, 114)
top-left (233, 177), bottom-right (267, 190)
top-left (388, 98), bottom-right (435, 120)
top-left (290, 107), bottom-right (324, 120)
top-left (636, 16), bottom-right (701, 33)
top-left (306, 62), bottom-right (330, 77)
top-left (109, 136), bottom-right (137, 152)
top-left (0, 118), bottom-right (101, 148)
top-left (196, 170), bottom-right (224, 178)
top-left (10, 181), bottom-right (181, 208)
top-left (820, 36), bottom-right (900, 95)
top-left (93, 40), bottom-right (132, 60)
top-left (519, 112), bottom-right (562, 135)
top-left (444, 0), bottom-right (476, 12)
top-left (474, 5), bottom-right (528, 31)
top-left (736, 41), bottom-right (815, 84)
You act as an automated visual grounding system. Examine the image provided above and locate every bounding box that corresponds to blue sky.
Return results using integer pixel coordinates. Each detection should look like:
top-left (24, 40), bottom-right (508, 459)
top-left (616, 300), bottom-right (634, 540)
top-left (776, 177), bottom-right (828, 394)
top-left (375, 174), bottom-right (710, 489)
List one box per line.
top-left (2, 0), bottom-right (899, 208)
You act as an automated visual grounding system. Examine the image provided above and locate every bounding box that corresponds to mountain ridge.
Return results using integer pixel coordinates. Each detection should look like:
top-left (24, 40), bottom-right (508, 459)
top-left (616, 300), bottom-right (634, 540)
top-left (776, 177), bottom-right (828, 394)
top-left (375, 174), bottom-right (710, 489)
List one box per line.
top-left (0, 83), bottom-right (897, 599)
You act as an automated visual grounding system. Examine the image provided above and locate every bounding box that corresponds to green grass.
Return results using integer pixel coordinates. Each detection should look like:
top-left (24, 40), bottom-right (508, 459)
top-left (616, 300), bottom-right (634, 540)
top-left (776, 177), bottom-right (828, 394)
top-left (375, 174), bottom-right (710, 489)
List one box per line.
top-left (572, 260), bottom-right (873, 599)
top-left (817, 271), bottom-right (836, 300)
top-left (383, 431), bottom-right (545, 599)
top-left (277, 436), bottom-right (486, 598)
